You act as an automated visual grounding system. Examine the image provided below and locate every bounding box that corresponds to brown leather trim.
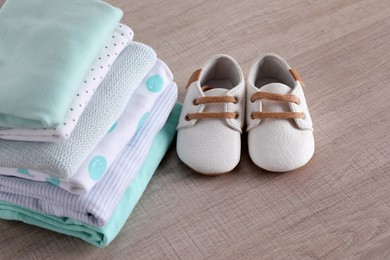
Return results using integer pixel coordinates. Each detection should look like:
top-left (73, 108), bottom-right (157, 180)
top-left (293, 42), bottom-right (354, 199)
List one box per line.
top-left (195, 96), bottom-right (238, 105)
top-left (251, 92), bottom-right (300, 104)
top-left (186, 69), bottom-right (202, 89)
top-left (289, 68), bottom-right (304, 84)
top-left (251, 112), bottom-right (305, 119)
top-left (186, 112), bottom-right (238, 120)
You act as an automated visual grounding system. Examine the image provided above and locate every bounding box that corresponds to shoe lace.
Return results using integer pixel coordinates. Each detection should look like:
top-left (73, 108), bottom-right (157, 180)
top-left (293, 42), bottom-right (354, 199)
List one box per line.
top-left (250, 92), bottom-right (305, 119)
top-left (185, 90), bottom-right (239, 121)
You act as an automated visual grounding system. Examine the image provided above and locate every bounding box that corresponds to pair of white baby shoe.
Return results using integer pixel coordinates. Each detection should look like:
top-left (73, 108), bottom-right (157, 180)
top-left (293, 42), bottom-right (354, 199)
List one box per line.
top-left (176, 54), bottom-right (314, 175)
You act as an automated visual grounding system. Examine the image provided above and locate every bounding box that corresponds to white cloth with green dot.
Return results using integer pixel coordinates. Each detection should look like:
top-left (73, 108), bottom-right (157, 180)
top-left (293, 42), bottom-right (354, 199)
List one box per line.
top-left (0, 92), bottom-right (179, 230)
top-left (0, 24), bottom-right (134, 142)
top-left (0, 59), bottom-right (174, 195)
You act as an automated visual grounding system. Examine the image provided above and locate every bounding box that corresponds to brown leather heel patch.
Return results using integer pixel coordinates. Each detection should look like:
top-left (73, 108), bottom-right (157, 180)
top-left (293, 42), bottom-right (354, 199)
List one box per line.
top-left (289, 68), bottom-right (304, 84)
top-left (186, 69), bottom-right (202, 88)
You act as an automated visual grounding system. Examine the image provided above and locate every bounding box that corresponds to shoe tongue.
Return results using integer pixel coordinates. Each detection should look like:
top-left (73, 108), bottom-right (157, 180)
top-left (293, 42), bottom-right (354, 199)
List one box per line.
top-left (201, 88), bottom-right (228, 113)
top-left (203, 88), bottom-right (228, 96)
top-left (257, 83), bottom-right (292, 113)
top-left (258, 82), bottom-right (291, 95)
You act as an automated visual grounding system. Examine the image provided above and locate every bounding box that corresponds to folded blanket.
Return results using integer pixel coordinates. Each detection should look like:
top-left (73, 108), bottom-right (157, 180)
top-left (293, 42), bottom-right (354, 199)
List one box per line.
top-left (0, 84), bottom-right (177, 227)
top-left (0, 43), bottom-right (157, 179)
top-left (0, 0), bottom-right (122, 128)
top-left (0, 61), bottom-right (174, 195)
top-left (0, 24), bottom-right (134, 142)
top-left (0, 103), bottom-right (181, 247)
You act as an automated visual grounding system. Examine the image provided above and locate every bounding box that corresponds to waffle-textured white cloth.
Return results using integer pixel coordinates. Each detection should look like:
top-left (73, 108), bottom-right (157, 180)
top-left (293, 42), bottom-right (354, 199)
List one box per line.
top-left (0, 43), bottom-right (157, 179)
top-left (0, 60), bottom-right (173, 195)
top-left (0, 24), bottom-right (134, 142)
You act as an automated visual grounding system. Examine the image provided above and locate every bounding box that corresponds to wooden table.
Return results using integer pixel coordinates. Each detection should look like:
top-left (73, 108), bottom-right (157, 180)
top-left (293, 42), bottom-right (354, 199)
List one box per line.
top-left (1, 0), bottom-right (390, 259)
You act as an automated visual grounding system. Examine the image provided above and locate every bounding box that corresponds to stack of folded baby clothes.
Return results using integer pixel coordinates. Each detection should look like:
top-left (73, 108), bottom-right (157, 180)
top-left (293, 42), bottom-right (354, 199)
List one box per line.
top-left (0, 0), bottom-right (180, 247)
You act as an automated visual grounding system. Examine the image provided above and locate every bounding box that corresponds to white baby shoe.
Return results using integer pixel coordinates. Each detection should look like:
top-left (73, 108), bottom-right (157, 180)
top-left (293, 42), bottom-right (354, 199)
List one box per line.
top-left (246, 53), bottom-right (314, 172)
top-left (177, 54), bottom-right (245, 175)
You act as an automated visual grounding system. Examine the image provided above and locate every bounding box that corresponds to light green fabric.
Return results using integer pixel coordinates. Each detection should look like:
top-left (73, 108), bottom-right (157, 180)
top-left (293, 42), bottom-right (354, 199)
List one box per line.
top-left (0, 0), bottom-right (122, 128)
top-left (0, 103), bottom-right (181, 247)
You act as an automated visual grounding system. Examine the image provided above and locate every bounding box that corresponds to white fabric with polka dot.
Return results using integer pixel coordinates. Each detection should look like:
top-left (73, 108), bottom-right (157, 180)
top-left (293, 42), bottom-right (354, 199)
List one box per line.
top-left (0, 59), bottom-right (174, 195)
top-left (0, 24), bottom-right (134, 142)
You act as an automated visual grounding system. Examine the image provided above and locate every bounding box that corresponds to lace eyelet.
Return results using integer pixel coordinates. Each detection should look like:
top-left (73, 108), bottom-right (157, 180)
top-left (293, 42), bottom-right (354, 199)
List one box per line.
top-left (233, 97), bottom-right (238, 104)
top-left (234, 112), bottom-right (239, 119)
top-left (192, 99), bottom-right (199, 106)
top-left (250, 112), bottom-right (255, 120)
top-left (250, 98), bottom-right (255, 103)
top-left (185, 115), bottom-right (191, 121)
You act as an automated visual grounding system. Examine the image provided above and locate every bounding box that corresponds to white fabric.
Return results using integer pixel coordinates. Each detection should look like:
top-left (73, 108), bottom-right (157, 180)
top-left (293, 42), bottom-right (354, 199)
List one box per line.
top-left (0, 59), bottom-right (173, 195)
top-left (0, 24), bottom-right (134, 142)
top-left (176, 54), bottom-right (245, 175)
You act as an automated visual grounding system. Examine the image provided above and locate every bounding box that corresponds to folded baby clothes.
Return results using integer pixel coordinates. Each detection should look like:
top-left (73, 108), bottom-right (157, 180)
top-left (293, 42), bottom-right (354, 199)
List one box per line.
top-left (0, 24), bottom-right (134, 142)
top-left (0, 43), bottom-right (157, 179)
top-left (0, 103), bottom-right (181, 247)
top-left (0, 84), bottom-right (178, 227)
top-left (0, 60), bottom-right (174, 195)
top-left (0, 0), bottom-right (122, 128)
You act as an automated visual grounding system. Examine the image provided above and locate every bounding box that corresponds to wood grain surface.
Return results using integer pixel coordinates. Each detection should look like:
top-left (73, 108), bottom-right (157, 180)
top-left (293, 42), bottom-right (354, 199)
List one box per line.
top-left (1, 0), bottom-right (390, 259)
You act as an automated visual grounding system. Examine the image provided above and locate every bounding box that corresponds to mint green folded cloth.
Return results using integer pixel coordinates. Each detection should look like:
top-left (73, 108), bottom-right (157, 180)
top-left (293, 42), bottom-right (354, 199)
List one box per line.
top-left (0, 103), bottom-right (181, 247)
top-left (0, 0), bottom-right (122, 128)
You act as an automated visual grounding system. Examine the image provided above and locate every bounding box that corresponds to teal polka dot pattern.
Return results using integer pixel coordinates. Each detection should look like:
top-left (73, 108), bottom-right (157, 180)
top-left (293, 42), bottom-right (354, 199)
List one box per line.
top-left (89, 156), bottom-right (107, 181)
top-left (47, 176), bottom-right (60, 187)
top-left (137, 112), bottom-right (150, 130)
top-left (108, 121), bottom-right (117, 133)
top-left (17, 168), bottom-right (30, 175)
top-left (146, 75), bottom-right (164, 92)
